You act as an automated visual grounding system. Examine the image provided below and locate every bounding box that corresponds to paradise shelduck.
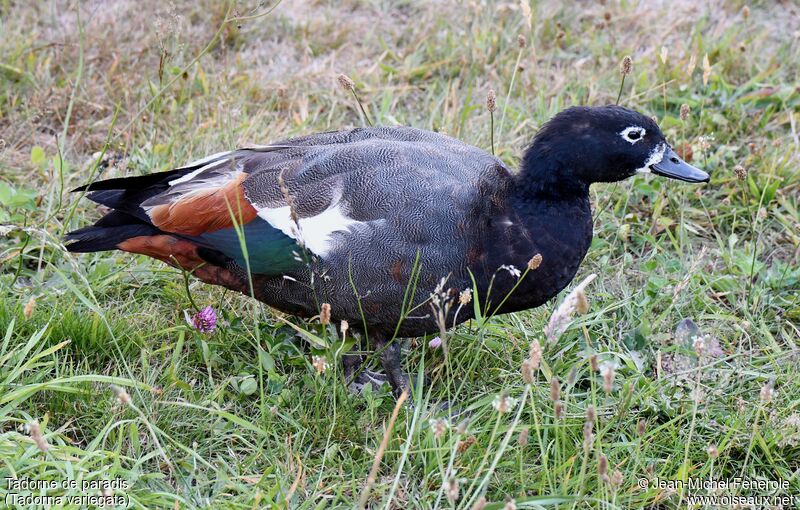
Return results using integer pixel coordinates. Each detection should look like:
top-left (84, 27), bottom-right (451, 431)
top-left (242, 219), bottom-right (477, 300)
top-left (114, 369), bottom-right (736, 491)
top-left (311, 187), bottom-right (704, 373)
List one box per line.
top-left (66, 105), bottom-right (709, 397)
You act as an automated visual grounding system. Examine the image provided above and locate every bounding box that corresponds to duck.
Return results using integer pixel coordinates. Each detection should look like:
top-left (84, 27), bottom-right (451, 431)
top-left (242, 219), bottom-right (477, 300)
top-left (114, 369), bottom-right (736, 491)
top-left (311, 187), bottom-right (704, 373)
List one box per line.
top-left (66, 105), bottom-right (709, 398)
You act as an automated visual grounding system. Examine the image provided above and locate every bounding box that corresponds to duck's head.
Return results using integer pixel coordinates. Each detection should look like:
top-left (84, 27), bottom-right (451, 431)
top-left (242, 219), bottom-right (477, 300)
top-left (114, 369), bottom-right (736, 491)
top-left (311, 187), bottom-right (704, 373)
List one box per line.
top-left (521, 105), bottom-right (709, 194)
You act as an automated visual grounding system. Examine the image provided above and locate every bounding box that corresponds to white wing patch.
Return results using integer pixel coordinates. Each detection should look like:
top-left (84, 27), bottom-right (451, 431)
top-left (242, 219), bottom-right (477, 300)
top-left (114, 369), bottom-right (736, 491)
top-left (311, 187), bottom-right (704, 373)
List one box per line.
top-left (635, 142), bottom-right (666, 174)
top-left (169, 151), bottom-right (236, 186)
top-left (169, 166), bottom-right (211, 186)
top-left (144, 158), bottom-right (242, 215)
top-left (168, 158), bottom-right (237, 187)
top-left (174, 150), bottom-right (234, 171)
top-left (256, 203), bottom-right (365, 257)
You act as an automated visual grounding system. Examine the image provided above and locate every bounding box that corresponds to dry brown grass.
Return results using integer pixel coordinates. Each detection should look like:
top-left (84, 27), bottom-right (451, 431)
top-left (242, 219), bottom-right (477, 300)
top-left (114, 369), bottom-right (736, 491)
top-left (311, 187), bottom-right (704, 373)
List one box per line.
top-left (2, 0), bottom-right (797, 181)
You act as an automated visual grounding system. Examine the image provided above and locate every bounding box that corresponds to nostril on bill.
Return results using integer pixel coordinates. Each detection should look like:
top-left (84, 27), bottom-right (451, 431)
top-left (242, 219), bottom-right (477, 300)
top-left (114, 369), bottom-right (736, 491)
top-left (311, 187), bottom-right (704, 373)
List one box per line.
top-left (670, 156), bottom-right (680, 164)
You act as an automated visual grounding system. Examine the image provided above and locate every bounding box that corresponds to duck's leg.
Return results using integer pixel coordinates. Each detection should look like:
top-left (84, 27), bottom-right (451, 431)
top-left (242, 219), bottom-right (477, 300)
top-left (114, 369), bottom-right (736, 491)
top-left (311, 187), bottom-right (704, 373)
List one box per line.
top-left (342, 352), bottom-right (362, 381)
top-left (374, 335), bottom-right (411, 400)
top-left (343, 351), bottom-right (389, 393)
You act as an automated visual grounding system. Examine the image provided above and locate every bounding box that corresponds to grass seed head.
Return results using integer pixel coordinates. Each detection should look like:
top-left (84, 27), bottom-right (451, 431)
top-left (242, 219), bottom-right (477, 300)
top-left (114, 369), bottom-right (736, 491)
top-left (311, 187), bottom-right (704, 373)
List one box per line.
top-left (277, 171), bottom-right (301, 232)
top-left (503, 498), bottom-right (517, 510)
top-left (492, 392), bottom-right (517, 413)
top-left (734, 164), bottom-right (747, 180)
top-left (583, 420), bottom-right (594, 450)
top-left (598, 454), bottom-right (609, 481)
top-left (590, 354), bottom-right (599, 372)
top-left (471, 496), bottom-right (487, 510)
top-left (620, 55), bottom-right (633, 75)
top-left (459, 288), bottom-right (473, 305)
top-left (610, 469), bottom-right (623, 488)
top-left (312, 355), bottom-right (329, 374)
top-left (527, 253), bottom-right (543, 270)
top-left (519, 0), bottom-right (532, 28)
top-left (742, 5), bottom-right (750, 19)
top-left (457, 434), bottom-right (477, 453)
top-left (29, 421), bottom-right (49, 452)
top-left (23, 296), bottom-right (36, 319)
top-left (111, 384), bottom-right (131, 406)
top-left (486, 89), bottom-right (497, 113)
top-left (340, 320), bottom-right (349, 334)
top-left (686, 54), bottom-right (697, 76)
top-left (554, 401), bottom-right (564, 420)
top-left (550, 377), bottom-right (561, 401)
top-left (430, 418), bottom-right (449, 439)
top-left (693, 335), bottom-right (706, 358)
top-left (760, 383), bottom-right (775, 404)
top-left (521, 358), bottom-right (536, 384)
top-left (736, 397), bottom-right (747, 413)
top-left (637, 419), bottom-right (647, 437)
top-left (707, 444), bottom-right (719, 458)
top-left (660, 46), bottom-right (668, 65)
top-left (601, 364), bottom-right (615, 394)
top-left (517, 428), bottom-right (529, 446)
top-left (517, 34), bottom-right (526, 48)
top-left (528, 339), bottom-right (543, 370)
top-left (545, 273), bottom-right (595, 342)
top-left (337, 73), bottom-right (355, 92)
top-left (320, 303), bottom-right (331, 325)
top-left (446, 478), bottom-right (459, 503)
top-left (586, 405), bottom-right (596, 422)
top-left (680, 103), bottom-right (690, 121)
top-left (702, 54), bottom-right (712, 86)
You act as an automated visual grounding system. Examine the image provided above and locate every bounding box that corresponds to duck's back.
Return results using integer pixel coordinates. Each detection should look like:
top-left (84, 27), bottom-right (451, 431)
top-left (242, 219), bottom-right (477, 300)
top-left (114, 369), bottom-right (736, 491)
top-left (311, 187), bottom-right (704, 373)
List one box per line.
top-left (242, 126), bottom-right (508, 212)
top-left (240, 127), bottom-right (516, 330)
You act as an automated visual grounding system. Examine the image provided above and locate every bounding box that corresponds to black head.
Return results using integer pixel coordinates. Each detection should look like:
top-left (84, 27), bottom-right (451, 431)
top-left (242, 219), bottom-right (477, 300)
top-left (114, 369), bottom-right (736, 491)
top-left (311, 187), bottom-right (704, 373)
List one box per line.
top-left (521, 105), bottom-right (709, 195)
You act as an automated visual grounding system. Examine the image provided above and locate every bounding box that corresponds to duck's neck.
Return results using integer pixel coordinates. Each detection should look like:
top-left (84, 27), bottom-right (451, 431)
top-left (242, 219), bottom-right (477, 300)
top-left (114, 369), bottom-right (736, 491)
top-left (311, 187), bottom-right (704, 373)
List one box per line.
top-left (515, 141), bottom-right (589, 199)
top-left (485, 146), bottom-right (593, 314)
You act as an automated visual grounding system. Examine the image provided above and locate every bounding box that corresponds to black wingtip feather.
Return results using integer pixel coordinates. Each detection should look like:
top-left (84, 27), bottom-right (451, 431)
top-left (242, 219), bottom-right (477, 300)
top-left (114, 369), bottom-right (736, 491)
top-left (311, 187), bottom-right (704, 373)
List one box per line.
top-left (64, 224), bottom-right (156, 253)
top-left (64, 211), bottom-right (159, 253)
top-left (71, 167), bottom-right (195, 193)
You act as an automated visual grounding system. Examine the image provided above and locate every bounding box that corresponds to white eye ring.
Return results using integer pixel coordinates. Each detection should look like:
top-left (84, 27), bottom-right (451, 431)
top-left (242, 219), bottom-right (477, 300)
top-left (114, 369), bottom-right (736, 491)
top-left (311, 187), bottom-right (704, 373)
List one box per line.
top-left (620, 126), bottom-right (646, 144)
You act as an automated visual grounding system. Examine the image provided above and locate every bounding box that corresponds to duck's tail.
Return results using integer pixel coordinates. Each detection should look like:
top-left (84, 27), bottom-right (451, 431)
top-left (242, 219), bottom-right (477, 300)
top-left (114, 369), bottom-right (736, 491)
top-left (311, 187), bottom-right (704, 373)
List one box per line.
top-left (65, 150), bottom-right (298, 286)
top-left (64, 167), bottom-right (193, 254)
top-left (64, 210), bottom-right (160, 253)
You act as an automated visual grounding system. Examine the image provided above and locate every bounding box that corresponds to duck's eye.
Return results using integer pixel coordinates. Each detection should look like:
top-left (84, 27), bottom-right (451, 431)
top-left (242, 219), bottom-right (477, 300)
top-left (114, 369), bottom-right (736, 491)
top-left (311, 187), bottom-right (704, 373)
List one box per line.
top-left (620, 126), bottom-right (646, 144)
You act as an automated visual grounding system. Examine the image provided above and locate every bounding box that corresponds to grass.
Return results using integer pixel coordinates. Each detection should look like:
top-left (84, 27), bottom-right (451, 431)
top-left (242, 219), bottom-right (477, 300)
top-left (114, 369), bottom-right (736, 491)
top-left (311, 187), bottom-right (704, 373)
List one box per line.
top-left (1, 0), bottom-right (799, 508)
